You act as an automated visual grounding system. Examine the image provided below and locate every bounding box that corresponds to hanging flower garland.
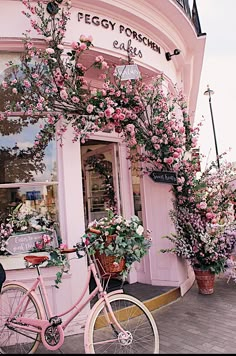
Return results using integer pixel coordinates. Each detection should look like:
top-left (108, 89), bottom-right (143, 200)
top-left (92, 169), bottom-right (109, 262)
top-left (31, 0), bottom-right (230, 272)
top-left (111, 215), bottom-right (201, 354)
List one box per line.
top-left (1, 0), bottom-right (197, 175)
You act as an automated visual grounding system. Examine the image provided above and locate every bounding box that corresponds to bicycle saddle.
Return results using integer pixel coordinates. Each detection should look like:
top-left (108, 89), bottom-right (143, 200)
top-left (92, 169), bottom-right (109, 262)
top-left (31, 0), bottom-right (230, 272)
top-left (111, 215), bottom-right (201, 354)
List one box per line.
top-left (24, 255), bottom-right (49, 265)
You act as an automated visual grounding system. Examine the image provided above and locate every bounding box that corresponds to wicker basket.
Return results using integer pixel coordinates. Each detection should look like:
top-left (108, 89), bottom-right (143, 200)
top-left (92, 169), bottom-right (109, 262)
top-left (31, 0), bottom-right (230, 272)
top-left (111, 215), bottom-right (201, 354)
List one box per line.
top-left (95, 235), bottom-right (125, 276)
top-left (95, 252), bottom-right (125, 275)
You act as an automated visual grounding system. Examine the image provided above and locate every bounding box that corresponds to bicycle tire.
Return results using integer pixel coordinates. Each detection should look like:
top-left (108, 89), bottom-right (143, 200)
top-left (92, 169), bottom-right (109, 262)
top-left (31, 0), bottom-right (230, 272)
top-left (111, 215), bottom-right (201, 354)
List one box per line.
top-left (85, 293), bottom-right (159, 354)
top-left (0, 283), bottom-right (42, 354)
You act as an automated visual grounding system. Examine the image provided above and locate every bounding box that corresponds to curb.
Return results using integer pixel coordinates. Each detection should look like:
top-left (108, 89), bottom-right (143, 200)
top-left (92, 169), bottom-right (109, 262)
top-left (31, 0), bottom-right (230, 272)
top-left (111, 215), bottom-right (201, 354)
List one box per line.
top-left (144, 287), bottom-right (181, 312)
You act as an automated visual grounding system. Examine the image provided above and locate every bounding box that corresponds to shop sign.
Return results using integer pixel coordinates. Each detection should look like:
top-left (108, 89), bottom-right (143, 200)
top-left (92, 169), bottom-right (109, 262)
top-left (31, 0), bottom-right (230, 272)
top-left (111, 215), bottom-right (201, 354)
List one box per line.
top-left (5, 230), bottom-right (58, 255)
top-left (26, 190), bottom-right (41, 200)
top-left (149, 171), bottom-right (177, 185)
top-left (77, 12), bottom-right (161, 60)
top-left (114, 64), bottom-right (141, 80)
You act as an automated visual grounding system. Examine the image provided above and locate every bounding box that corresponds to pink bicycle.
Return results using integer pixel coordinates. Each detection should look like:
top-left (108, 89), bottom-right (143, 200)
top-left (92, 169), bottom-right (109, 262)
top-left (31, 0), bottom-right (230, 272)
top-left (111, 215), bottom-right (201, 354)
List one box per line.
top-left (0, 237), bottom-right (159, 354)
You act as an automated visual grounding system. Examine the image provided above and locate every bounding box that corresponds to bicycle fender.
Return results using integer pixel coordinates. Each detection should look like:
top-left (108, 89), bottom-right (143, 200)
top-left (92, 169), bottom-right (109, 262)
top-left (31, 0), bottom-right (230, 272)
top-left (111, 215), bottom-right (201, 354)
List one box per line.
top-left (84, 290), bottom-right (124, 332)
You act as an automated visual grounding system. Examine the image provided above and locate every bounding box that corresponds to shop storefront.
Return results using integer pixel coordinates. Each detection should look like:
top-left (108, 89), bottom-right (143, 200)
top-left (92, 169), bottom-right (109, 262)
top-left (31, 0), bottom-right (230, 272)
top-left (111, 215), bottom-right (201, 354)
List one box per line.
top-left (0, 0), bottom-right (206, 335)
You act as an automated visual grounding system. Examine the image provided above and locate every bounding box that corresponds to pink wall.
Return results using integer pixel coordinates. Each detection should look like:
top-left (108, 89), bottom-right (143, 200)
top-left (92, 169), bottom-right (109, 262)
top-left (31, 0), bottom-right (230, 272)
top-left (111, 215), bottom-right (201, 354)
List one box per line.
top-left (0, 0), bottom-right (205, 335)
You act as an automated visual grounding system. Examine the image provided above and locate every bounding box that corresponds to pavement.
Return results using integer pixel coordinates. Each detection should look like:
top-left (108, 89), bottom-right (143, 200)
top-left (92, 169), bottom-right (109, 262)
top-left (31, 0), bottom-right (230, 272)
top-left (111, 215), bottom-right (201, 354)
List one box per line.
top-left (36, 274), bottom-right (236, 354)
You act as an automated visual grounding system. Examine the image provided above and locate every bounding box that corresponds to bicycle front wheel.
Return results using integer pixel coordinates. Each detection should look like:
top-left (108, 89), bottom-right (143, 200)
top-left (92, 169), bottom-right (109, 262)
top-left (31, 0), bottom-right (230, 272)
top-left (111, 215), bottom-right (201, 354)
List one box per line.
top-left (85, 293), bottom-right (159, 354)
top-left (0, 283), bottom-right (42, 354)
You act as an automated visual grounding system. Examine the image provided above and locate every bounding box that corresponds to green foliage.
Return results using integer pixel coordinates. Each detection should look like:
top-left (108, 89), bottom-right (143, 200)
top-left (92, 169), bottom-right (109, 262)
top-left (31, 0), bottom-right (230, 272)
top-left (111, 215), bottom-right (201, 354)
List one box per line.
top-left (46, 248), bottom-right (70, 288)
top-left (82, 209), bottom-right (152, 279)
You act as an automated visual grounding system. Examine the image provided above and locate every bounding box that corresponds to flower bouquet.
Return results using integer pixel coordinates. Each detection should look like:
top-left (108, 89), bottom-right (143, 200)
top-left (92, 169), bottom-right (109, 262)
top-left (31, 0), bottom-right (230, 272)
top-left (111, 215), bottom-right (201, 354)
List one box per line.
top-left (82, 209), bottom-right (152, 278)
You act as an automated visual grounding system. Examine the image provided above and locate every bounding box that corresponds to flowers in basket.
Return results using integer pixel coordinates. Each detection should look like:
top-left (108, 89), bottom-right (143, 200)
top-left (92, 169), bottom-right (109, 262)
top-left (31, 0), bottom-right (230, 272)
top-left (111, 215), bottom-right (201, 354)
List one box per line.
top-left (82, 209), bottom-right (152, 278)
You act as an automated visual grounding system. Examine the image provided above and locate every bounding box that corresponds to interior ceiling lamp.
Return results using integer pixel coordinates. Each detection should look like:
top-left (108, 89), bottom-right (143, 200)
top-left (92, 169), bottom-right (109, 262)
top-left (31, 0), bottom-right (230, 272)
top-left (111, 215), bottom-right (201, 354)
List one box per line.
top-left (165, 49), bottom-right (181, 61)
top-left (46, 0), bottom-right (63, 16)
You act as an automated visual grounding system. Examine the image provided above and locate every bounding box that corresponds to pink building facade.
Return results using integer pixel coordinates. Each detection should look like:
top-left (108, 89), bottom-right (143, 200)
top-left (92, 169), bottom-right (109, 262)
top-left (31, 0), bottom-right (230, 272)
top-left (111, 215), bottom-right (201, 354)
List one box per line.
top-left (0, 0), bottom-right (206, 336)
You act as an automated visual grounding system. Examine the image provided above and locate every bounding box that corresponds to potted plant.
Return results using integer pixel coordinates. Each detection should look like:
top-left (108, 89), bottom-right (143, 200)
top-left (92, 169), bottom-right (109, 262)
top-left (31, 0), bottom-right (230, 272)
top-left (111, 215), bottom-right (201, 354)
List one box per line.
top-left (82, 209), bottom-right (152, 279)
top-left (161, 158), bottom-right (236, 294)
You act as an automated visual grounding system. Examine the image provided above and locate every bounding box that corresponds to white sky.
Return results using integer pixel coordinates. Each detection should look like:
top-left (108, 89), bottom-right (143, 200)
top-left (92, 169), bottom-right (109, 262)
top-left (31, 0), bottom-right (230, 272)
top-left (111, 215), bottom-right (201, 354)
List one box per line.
top-left (194, 0), bottom-right (236, 169)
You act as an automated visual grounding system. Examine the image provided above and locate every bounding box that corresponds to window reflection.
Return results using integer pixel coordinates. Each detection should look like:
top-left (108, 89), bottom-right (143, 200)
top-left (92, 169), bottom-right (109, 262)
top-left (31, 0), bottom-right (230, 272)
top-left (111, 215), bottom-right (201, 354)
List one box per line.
top-left (0, 117), bottom-right (57, 183)
top-left (0, 185), bottom-right (58, 224)
top-left (0, 68), bottom-right (59, 244)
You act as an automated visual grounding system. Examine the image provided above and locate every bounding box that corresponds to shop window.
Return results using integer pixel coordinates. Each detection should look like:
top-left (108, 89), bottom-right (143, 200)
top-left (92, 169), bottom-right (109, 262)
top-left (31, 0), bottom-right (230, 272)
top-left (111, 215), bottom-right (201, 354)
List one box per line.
top-left (0, 116), bottom-right (59, 255)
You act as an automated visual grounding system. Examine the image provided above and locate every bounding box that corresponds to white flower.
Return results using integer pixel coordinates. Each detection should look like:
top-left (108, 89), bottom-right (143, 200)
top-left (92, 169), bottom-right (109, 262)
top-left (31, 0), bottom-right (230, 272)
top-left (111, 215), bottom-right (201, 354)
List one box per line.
top-left (46, 48), bottom-right (55, 54)
top-left (114, 217), bottom-right (122, 224)
top-left (88, 220), bottom-right (97, 228)
top-left (136, 225), bottom-right (144, 236)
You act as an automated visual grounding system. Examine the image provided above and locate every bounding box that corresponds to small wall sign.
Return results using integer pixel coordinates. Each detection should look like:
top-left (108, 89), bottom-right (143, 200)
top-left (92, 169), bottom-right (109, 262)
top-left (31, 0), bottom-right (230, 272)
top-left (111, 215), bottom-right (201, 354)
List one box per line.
top-left (149, 171), bottom-right (177, 185)
top-left (5, 231), bottom-right (58, 255)
top-left (114, 64), bottom-right (141, 80)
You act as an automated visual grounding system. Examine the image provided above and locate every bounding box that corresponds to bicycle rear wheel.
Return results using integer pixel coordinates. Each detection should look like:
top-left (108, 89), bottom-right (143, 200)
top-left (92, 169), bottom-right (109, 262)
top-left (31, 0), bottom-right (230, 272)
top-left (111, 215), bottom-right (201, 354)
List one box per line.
top-left (0, 283), bottom-right (42, 354)
top-left (85, 293), bottom-right (159, 354)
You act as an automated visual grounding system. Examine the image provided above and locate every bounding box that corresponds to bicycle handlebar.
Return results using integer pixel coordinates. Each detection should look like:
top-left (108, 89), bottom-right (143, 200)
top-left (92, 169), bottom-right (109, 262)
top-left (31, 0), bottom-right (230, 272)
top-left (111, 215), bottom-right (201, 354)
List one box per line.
top-left (59, 228), bottom-right (102, 254)
top-left (60, 248), bottom-right (77, 254)
top-left (88, 228), bottom-right (101, 235)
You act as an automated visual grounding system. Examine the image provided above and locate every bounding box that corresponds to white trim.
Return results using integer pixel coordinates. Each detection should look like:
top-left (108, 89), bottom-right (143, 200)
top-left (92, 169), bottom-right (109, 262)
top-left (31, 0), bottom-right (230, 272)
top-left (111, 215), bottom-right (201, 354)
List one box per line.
top-left (0, 181), bottom-right (58, 188)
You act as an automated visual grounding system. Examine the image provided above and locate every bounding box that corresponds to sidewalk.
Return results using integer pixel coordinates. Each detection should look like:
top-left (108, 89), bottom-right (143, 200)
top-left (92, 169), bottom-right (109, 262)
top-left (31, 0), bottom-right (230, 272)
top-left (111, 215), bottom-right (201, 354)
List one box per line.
top-left (36, 275), bottom-right (236, 354)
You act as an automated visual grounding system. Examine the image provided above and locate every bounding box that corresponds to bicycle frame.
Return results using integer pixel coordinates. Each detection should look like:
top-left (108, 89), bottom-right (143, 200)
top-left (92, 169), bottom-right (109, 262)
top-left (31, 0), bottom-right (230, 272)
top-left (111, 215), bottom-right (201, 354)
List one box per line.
top-left (4, 252), bottom-right (124, 352)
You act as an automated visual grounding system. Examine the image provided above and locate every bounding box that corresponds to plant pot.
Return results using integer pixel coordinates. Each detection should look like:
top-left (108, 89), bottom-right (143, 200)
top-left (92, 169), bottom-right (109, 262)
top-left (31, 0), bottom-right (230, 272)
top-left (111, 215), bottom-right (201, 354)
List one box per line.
top-left (194, 268), bottom-right (215, 295)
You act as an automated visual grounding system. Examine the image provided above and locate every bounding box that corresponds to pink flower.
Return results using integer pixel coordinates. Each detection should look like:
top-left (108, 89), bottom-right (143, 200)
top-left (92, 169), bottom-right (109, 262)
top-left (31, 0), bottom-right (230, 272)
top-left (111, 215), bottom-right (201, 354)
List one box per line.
top-left (60, 89), bottom-right (68, 100)
top-left (79, 34), bottom-right (87, 42)
top-left (71, 96), bottom-right (80, 103)
top-left (71, 41), bottom-right (79, 50)
top-left (42, 234), bottom-right (51, 244)
top-left (79, 43), bottom-right (87, 51)
top-left (35, 241), bottom-right (44, 250)
top-left (199, 202), bottom-right (207, 210)
top-left (164, 157), bottom-right (174, 165)
top-left (101, 61), bottom-right (109, 69)
top-left (87, 35), bottom-right (93, 42)
top-left (46, 48), bottom-right (55, 54)
top-left (2, 81), bottom-right (8, 88)
top-left (95, 55), bottom-right (104, 63)
top-left (60, 243), bottom-right (68, 249)
top-left (86, 104), bottom-right (94, 113)
top-left (173, 151), bottom-right (181, 158)
top-left (206, 212), bottom-right (214, 220)
top-left (23, 80), bottom-right (31, 88)
top-left (104, 108), bottom-right (114, 118)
